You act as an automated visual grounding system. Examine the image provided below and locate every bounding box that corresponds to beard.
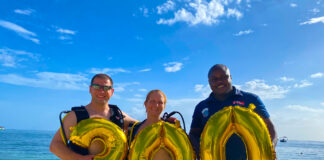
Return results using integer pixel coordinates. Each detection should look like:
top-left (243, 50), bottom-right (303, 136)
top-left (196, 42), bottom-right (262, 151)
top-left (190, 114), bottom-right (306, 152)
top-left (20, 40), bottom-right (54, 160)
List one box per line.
top-left (93, 97), bottom-right (109, 104)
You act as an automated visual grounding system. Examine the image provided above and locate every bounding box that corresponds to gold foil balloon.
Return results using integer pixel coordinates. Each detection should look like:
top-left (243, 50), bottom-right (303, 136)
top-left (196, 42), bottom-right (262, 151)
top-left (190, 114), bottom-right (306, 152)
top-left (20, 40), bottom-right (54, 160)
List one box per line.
top-left (200, 104), bottom-right (274, 160)
top-left (128, 121), bottom-right (195, 160)
top-left (69, 118), bottom-right (127, 160)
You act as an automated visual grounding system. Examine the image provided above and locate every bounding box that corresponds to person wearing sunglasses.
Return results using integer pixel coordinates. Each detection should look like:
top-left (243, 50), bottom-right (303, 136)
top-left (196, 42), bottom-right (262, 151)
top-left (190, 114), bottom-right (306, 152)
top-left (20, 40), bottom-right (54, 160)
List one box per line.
top-left (50, 73), bottom-right (137, 160)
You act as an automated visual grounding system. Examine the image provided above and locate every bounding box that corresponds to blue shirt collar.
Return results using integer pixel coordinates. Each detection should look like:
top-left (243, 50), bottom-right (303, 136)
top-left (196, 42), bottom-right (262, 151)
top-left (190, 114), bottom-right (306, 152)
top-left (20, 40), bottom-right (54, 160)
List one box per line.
top-left (207, 86), bottom-right (243, 102)
top-left (233, 86), bottom-right (243, 96)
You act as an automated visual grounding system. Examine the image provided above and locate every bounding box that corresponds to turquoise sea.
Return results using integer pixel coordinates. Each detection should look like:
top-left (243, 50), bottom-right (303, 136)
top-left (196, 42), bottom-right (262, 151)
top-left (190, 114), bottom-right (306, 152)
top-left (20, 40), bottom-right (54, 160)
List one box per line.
top-left (0, 129), bottom-right (323, 160)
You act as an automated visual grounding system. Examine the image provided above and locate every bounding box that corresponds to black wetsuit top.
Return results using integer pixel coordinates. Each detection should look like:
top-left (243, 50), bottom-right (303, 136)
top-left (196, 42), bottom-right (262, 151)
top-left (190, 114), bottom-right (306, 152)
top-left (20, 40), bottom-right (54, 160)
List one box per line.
top-left (127, 119), bottom-right (177, 146)
top-left (67, 105), bottom-right (124, 155)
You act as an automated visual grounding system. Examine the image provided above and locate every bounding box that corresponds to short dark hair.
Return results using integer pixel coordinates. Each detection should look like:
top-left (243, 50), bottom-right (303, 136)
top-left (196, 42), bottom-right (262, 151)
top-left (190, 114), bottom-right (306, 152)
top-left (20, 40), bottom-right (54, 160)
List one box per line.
top-left (208, 64), bottom-right (229, 78)
top-left (90, 73), bottom-right (113, 86)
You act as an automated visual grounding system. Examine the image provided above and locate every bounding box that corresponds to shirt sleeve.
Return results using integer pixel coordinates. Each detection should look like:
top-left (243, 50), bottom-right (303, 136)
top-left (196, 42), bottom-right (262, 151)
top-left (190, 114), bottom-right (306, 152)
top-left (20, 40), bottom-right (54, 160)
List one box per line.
top-left (252, 95), bottom-right (270, 119)
top-left (189, 103), bottom-right (203, 158)
top-left (190, 103), bottom-right (203, 129)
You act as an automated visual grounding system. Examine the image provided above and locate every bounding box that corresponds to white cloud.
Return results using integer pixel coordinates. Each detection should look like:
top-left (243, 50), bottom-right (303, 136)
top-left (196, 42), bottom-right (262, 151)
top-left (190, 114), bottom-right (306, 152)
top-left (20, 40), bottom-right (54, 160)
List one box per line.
top-left (59, 36), bottom-right (71, 40)
top-left (164, 62), bottom-right (183, 72)
top-left (234, 29), bottom-right (253, 36)
top-left (0, 20), bottom-right (39, 44)
top-left (274, 104), bottom-right (324, 141)
top-left (227, 8), bottom-right (243, 20)
top-left (238, 79), bottom-right (289, 100)
top-left (167, 97), bottom-right (202, 130)
top-left (0, 52), bottom-right (15, 67)
top-left (157, 0), bottom-right (176, 14)
top-left (157, 0), bottom-right (226, 25)
top-left (134, 94), bottom-right (143, 97)
top-left (157, 8), bottom-right (195, 25)
top-left (194, 84), bottom-right (211, 98)
top-left (300, 16), bottom-right (324, 25)
top-left (310, 72), bottom-right (323, 78)
top-left (56, 28), bottom-right (76, 35)
top-left (128, 105), bottom-right (147, 121)
top-left (290, 3), bottom-right (297, 8)
top-left (321, 102), bottom-right (324, 106)
top-left (0, 72), bottom-right (88, 90)
top-left (0, 48), bottom-right (38, 67)
top-left (0, 20), bottom-right (35, 36)
top-left (28, 38), bottom-right (39, 44)
top-left (14, 9), bottom-right (34, 15)
top-left (156, 0), bottom-right (247, 26)
top-left (294, 80), bottom-right (313, 88)
top-left (126, 98), bottom-right (144, 102)
top-left (311, 8), bottom-right (320, 14)
top-left (127, 98), bottom-right (144, 102)
top-left (194, 84), bottom-right (204, 91)
top-left (286, 105), bottom-right (324, 113)
top-left (138, 88), bottom-right (147, 92)
top-left (114, 82), bottom-right (140, 92)
top-left (168, 98), bottom-right (201, 108)
top-left (280, 76), bottom-right (295, 82)
top-left (139, 68), bottom-right (151, 72)
top-left (140, 7), bottom-right (149, 17)
top-left (89, 68), bottom-right (130, 75)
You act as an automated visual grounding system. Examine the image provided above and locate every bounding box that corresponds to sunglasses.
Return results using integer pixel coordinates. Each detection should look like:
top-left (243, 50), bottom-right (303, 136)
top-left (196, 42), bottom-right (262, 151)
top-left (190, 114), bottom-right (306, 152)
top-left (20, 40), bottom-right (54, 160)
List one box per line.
top-left (91, 84), bottom-right (112, 91)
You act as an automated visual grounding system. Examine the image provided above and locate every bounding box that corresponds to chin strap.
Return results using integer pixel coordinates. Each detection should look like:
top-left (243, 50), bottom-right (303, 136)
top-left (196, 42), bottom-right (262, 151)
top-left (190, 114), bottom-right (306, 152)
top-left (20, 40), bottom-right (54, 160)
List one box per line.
top-left (162, 111), bottom-right (186, 133)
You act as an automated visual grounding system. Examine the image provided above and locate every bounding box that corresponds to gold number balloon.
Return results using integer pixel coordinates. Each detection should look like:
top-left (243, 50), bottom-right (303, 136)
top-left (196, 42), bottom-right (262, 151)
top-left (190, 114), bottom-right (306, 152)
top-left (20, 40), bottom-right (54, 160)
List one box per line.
top-left (69, 118), bottom-right (127, 160)
top-left (200, 104), bottom-right (275, 160)
top-left (128, 121), bottom-right (195, 160)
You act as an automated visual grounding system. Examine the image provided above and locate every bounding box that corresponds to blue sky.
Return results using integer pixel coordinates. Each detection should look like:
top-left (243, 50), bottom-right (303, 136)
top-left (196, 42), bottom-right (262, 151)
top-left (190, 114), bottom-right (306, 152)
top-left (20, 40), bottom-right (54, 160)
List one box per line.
top-left (0, 0), bottom-right (323, 141)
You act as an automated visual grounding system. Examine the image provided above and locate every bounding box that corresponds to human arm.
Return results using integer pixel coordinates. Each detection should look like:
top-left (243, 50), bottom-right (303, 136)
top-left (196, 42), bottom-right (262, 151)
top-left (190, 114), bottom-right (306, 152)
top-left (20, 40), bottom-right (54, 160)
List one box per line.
top-left (252, 96), bottom-right (278, 147)
top-left (189, 127), bottom-right (202, 157)
top-left (121, 111), bottom-right (138, 131)
top-left (263, 117), bottom-right (278, 147)
top-left (189, 104), bottom-right (204, 158)
top-left (49, 112), bottom-right (95, 160)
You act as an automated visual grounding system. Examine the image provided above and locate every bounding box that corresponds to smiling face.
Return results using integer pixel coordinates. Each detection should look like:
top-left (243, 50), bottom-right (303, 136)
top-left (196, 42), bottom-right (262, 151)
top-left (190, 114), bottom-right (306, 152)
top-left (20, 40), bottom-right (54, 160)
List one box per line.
top-left (144, 91), bottom-right (166, 118)
top-left (208, 65), bottom-right (233, 96)
top-left (89, 77), bottom-right (114, 105)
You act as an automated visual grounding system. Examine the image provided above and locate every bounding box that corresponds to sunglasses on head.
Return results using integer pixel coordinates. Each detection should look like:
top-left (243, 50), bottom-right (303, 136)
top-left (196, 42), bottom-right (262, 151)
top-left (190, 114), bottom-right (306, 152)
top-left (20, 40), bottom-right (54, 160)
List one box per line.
top-left (91, 84), bottom-right (112, 91)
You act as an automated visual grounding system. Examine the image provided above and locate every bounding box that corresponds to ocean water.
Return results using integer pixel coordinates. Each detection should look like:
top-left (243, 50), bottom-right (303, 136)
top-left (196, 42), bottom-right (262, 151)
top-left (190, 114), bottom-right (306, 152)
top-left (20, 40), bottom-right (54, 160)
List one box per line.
top-left (0, 129), bottom-right (323, 160)
top-left (0, 129), bottom-right (58, 160)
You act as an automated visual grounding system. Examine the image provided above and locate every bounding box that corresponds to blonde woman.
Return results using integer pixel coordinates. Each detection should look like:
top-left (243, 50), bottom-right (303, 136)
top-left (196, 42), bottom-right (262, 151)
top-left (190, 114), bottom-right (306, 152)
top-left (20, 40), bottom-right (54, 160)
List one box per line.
top-left (128, 89), bottom-right (174, 160)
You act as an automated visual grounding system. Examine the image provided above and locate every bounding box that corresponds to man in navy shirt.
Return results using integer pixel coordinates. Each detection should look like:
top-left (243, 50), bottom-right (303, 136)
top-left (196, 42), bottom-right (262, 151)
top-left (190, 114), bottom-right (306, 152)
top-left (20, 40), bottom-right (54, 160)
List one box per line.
top-left (189, 64), bottom-right (277, 159)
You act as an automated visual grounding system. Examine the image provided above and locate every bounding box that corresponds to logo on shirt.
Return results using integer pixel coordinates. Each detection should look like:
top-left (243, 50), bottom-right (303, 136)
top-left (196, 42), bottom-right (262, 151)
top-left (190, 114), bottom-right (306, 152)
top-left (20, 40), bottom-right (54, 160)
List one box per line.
top-left (233, 101), bottom-right (245, 105)
top-left (202, 108), bottom-right (209, 118)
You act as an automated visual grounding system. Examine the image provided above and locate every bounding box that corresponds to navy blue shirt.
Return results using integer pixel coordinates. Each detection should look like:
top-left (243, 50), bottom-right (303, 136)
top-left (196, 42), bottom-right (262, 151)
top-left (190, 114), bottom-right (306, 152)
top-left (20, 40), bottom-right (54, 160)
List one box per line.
top-left (190, 86), bottom-right (270, 160)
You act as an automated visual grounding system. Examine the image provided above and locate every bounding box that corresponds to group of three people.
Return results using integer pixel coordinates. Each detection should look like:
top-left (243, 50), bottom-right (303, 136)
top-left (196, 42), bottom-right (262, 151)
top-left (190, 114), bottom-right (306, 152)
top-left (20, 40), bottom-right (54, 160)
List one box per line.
top-left (50, 64), bottom-right (277, 160)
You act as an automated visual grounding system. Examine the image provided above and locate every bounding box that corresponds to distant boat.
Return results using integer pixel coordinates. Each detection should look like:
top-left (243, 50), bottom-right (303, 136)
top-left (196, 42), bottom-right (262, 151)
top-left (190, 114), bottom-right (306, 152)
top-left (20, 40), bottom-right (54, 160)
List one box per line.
top-left (0, 126), bottom-right (4, 130)
top-left (279, 136), bottom-right (288, 142)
